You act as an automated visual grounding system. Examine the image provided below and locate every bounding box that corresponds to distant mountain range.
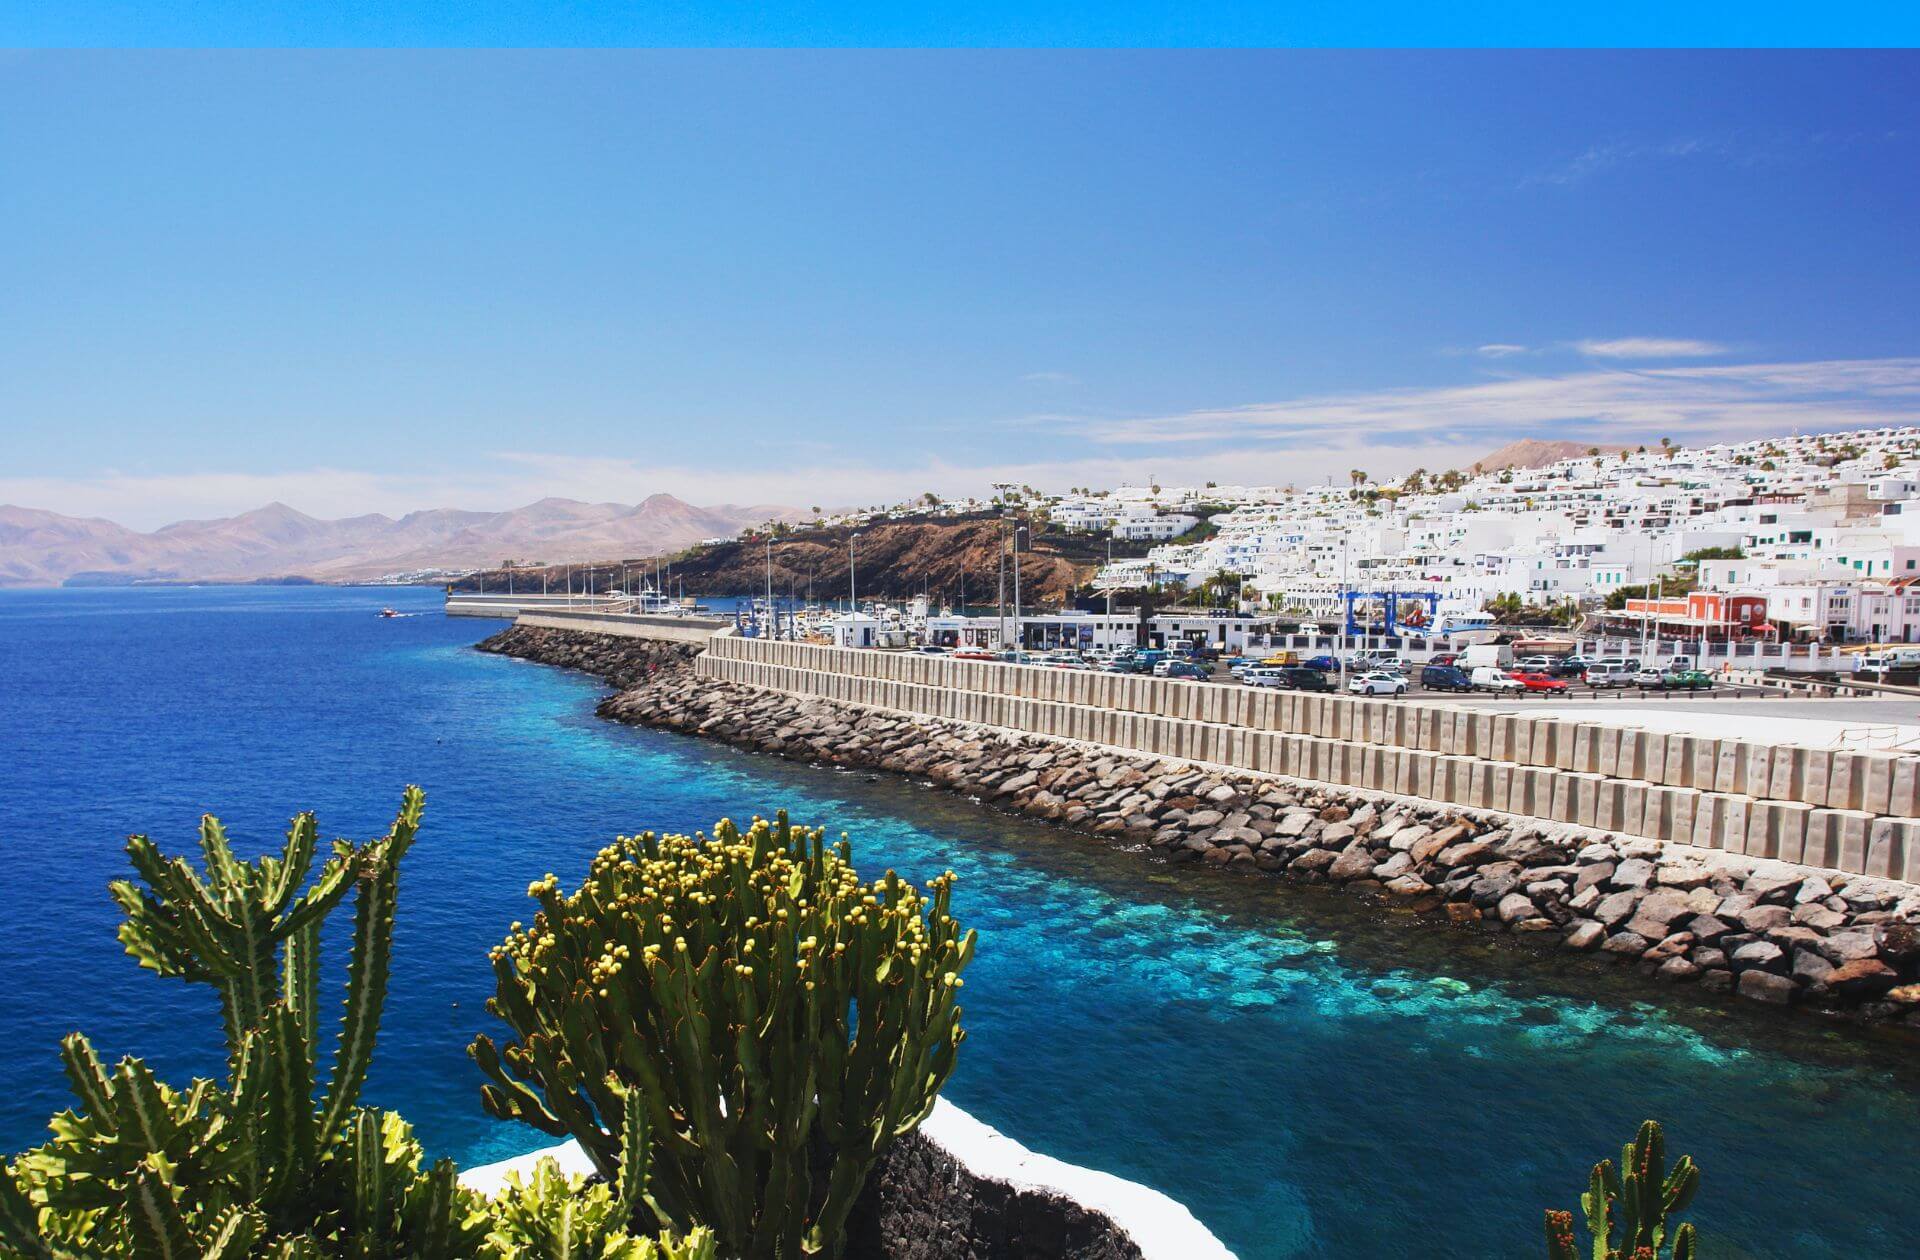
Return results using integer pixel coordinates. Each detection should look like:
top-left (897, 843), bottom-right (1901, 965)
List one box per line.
top-left (0, 496), bottom-right (798, 587)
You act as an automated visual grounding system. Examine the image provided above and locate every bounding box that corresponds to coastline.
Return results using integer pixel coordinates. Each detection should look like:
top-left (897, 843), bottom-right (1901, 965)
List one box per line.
top-left (476, 625), bottom-right (1920, 1037)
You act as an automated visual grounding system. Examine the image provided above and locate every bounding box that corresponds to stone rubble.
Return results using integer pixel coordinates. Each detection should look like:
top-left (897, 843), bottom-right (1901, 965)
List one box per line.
top-left (481, 626), bottom-right (1920, 1032)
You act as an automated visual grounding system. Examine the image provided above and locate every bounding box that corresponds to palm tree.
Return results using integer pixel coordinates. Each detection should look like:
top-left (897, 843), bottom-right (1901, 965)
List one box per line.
top-left (1660, 436), bottom-right (1674, 459)
top-left (1349, 468), bottom-right (1368, 488)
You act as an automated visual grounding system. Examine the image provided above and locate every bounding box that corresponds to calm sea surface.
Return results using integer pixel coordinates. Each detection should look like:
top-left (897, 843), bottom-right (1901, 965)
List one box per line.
top-left (1, 586), bottom-right (1914, 1257)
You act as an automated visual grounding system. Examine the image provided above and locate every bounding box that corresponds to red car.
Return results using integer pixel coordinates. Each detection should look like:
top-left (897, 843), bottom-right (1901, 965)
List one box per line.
top-left (951, 649), bottom-right (997, 661)
top-left (1510, 671), bottom-right (1569, 694)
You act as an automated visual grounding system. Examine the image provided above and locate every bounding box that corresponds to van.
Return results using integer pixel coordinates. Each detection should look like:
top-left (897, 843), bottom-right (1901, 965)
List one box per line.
top-left (1460, 643), bottom-right (1513, 671)
top-left (1584, 658), bottom-right (1640, 688)
top-left (1420, 664), bottom-right (1474, 692)
top-left (1471, 666), bottom-right (1525, 692)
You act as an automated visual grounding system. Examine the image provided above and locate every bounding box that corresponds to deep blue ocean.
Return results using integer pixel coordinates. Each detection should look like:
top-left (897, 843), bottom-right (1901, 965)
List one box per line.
top-left (2, 586), bottom-right (1915, 1257)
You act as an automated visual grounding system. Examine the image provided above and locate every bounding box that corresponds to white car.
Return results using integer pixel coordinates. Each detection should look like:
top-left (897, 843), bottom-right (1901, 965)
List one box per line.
top-left (1242, 667), bottom-right (1289, 689)
top-left (1348, 671), bottom-right (1407, 696)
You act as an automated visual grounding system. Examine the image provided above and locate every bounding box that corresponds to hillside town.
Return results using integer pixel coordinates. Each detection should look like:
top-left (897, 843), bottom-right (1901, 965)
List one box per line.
top-left (785, 426), bottom-right (1920, 649)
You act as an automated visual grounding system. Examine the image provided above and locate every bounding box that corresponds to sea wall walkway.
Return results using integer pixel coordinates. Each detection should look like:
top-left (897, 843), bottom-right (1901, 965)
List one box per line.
top-left (700, 633), bottom-right (1920, 883)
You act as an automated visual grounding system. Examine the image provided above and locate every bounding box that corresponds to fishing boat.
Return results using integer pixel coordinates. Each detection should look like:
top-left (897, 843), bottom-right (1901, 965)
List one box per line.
top-left (379, 607), bottom-right (400, 618)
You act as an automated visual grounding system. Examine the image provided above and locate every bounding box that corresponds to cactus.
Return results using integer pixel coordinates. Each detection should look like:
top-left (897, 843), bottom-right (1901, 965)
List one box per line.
top-left (471, 811), bottom-right (975, 1259)
top-left (1546, 1120), bottom-right (1699, 1260)
top-left (485, 1079), bottom-right (713, 1260)
top-left (1, 788), bottom-right (493, 1260)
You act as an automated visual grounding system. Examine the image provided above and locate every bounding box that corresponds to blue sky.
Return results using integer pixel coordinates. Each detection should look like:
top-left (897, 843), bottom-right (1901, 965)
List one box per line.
top-left (4, 51), bottom-right (1919, 526)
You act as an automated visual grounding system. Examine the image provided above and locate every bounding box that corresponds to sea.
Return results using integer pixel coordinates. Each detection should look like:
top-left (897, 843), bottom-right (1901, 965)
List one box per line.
top-left (1, 585), bottom-right (1914, 1258)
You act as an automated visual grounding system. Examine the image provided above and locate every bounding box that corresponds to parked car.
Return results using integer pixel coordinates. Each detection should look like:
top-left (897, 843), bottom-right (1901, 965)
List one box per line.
top-left (1348, 671), bottom-right (1408, 696)
top-left (1241, 667), bottom-right (1287, 688)
top-left (1472, 667), bottom-right (1526, 693)
top-left (1584, 658), bottom-right (1641, 688)
top-left (1162, 660), bottom-right (1210, 681)
top-left (1660, 668), bottom-right (1716, 690)
top-left (915, 645), bottom-right (950, 655)
top-left (952, 649), bottom-right (996, 661)
top-left (1277, 666), bottom-right (1336, 692)
top-left (1302, 654), bottom-right (1340, 672)
top-left (1420, 663), bottom-right (1475, 692)
top-left (1513, 655), bottom-right (1559, 672)
top-left (1633, 667), bottom-right (1666, 687)
top-left (1511, 671), bottom-right (1570, 694)
top-left (1426, 651), bottom-right (1462, 668)
top-left (1549, 658), bottom-right (1590, 678)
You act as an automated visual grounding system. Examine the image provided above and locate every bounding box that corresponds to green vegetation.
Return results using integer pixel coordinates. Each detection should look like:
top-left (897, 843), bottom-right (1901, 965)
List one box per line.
top-left (0, 791), bottom-right (711, 1260)
top-left (1679, 546), bottom-right (1743, 563)
top-left (0, 791), bottom-right (1733, 1260)
top-left (1545, 1121), bottom-right (1699, 1260)
top-left (472, 813), bottom-right (974, 1259)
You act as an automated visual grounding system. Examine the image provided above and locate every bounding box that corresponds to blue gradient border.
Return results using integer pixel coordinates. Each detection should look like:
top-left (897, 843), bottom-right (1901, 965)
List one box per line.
top-left (2, 1), bottom-right (1916, 49)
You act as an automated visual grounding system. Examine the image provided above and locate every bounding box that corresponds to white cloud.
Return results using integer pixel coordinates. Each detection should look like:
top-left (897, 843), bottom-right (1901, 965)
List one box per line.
top-left (1574, 337), bottom-right (1727, 359)
top-left (1477, 344), bottom-right (1530, 358)
top-left (1020, 371), bottom-right (1079, 385)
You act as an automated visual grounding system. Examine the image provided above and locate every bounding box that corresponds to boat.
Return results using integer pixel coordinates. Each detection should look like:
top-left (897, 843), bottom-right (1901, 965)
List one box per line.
top-left (379, 608), bottom-right (400, 618)
top-left (1429, 611), bottom-right (1502, 647)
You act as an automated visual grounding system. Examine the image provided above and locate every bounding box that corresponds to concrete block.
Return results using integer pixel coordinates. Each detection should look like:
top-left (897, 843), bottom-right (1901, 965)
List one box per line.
top-left (1616, 781), bottom-right (1649, 837)
top-left (1687, 793), bottom-right (1732, 852)
top-left (1890, 758), bottom-right (1920, 819)
top-left (1835, 810), bottom-right (1872, 873)
top-left (1858, 754), bottom-right (1896, 817)
top-left (1570, 724), bottom-right (1601, 774)
top-left (1596, 728), bottom-right (1623, 779)
top-left (1767, 746), bottom-right (1807, 805)
top-left (1802, 750), bottom-right (1832, 809)
top-left (1866, 817), bottom-right (1903, 880)
top-left (1594, 779), bottom-right (1627, 832)
top-left (1826, 753), bottom-right (1861, 811)
top-left (1713, 741), bottom-right (1745, 796)
top-left (1469, 711), bottom-right (1495, 759)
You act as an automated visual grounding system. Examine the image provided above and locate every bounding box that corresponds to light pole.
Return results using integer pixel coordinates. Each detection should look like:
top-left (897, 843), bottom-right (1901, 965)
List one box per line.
top-left (1340, 531), bottom-right (1351, 691)
top-left (848, 533), bottom-right (857, 612)
top-left (1011, 514), bottom-right (1023, 654)
top-left (996, 517), bottom-right (1007, 652)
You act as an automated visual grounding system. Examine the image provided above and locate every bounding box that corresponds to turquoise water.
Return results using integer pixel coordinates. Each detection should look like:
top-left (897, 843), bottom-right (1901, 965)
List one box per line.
top-left (1, 586), bottom-right (1914, 1257)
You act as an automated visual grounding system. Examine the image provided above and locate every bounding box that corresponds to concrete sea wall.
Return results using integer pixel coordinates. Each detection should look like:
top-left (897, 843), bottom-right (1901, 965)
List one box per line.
top-left (481, 625), bottom-right (1920, 1030)
top-left (702, 634), bottom-right (1920, 883)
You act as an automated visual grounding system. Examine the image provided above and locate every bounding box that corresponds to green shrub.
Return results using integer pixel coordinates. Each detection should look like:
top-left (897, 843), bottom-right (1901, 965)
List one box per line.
top-left (472, 812), bottom-right (975, 1259)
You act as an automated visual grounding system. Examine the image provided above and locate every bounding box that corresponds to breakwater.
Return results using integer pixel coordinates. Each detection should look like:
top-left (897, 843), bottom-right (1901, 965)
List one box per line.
top-left (699, 632), bottom-right (1920, 883)
top-left (479, 625), bottom-right (1920, 1032)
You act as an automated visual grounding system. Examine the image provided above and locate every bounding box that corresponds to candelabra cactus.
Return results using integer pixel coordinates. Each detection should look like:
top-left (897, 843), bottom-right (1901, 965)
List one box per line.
top-left (0, 787), bottom-right (498, 1260)
top-left (471, 811), bottom-right (976, 1259)
top-left (1546, 1120), bottom-right (1700, 1260)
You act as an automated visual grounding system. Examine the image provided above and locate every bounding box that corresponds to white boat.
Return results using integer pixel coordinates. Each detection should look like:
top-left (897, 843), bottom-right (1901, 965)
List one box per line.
top-left (1430, 612), bottom-right (1503, 646)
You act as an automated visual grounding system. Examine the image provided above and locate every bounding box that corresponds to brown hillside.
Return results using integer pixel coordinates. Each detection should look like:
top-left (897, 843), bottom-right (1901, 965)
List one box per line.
top-left (456, 517), bottom-right (1101, 606)
top-left (1474, 438), bottom-right (1632, 471)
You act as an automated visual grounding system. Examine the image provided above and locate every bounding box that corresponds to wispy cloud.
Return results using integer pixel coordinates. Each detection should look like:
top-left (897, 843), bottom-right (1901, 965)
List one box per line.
top-left (1076, 357), bottom-right (1920, 455)
top-left (10, 356), bottom-right (1920, 529)
top-left (1524, 136), bottom-right (1729, 187)
top-left (1476, 343), bottom-right (1531, 358)
top-left (1020, 370), bottom-right (1079, 385)
top-left (1574, 337), bottom-right (1727, 359)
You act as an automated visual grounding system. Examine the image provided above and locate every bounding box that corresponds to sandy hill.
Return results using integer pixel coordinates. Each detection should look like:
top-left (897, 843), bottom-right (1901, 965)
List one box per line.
top-left (1473, 439), bottom-right (1633, 471)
